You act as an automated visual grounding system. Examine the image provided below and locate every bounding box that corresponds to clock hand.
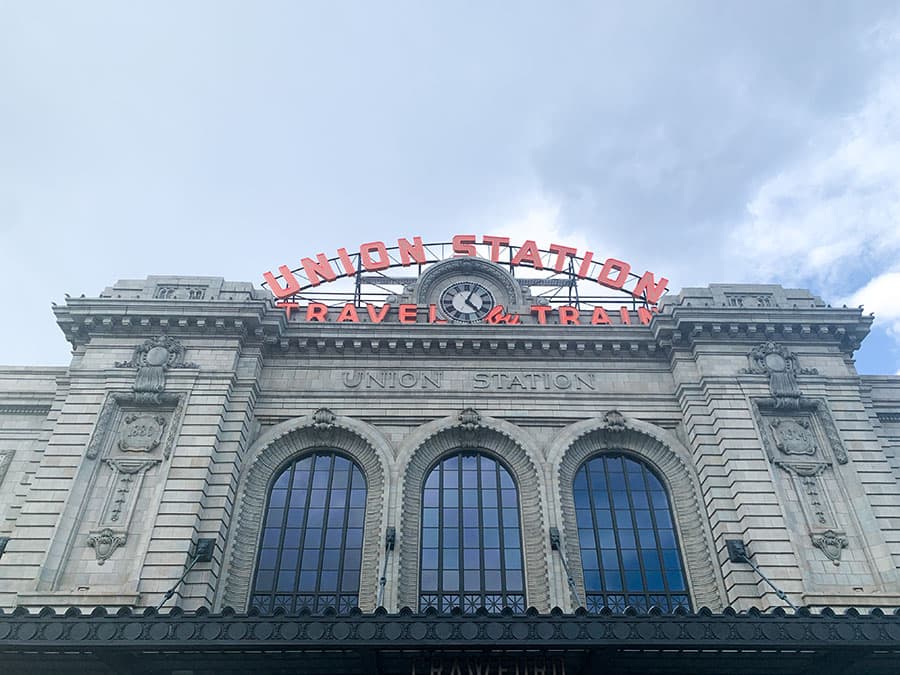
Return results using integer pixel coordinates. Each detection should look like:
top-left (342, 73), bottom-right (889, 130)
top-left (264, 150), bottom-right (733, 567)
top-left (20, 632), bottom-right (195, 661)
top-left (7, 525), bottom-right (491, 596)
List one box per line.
top-left (464, 290), bottom-right (479, 311)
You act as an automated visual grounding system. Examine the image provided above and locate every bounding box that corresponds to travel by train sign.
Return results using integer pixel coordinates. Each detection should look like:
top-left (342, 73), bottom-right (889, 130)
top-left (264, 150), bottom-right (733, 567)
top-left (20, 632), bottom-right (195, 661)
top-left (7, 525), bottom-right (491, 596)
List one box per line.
top-left (262, 235), bottom-right (669, 325)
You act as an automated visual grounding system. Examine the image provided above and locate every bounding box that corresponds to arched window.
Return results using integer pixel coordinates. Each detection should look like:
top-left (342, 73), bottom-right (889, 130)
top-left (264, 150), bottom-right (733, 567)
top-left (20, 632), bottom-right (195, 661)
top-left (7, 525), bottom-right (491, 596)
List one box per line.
top-left (250, 452), bottom-right (366, 614)
top-left (574, 453), bottom-right (690, 613)
top-left (419, 452), bottom-right (525, 614)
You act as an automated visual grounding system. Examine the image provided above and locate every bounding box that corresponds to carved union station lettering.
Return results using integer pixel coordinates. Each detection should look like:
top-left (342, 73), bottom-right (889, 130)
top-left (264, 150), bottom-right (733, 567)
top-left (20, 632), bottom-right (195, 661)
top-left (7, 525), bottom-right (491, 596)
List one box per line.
top-left (340, 371), bottom-right (596, 391)
top-left (473, 372), bottom-right (596, 391)
top-left (342, 370), bottom-right (444, 389)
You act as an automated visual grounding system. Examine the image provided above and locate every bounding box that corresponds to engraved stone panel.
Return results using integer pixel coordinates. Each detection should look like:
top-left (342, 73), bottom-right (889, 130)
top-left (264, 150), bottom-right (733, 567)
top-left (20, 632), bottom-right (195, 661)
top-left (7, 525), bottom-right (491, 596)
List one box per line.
top-left (118, 414), bottom-right (167, 453)
top-left (771, 418), bottom-right (817, 457)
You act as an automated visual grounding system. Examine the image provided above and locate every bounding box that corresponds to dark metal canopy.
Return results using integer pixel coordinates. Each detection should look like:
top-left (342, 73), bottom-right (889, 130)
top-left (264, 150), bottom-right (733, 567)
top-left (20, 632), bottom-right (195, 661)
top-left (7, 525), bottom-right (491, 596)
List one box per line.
top-left (2, 606), bottom-right (900, 674)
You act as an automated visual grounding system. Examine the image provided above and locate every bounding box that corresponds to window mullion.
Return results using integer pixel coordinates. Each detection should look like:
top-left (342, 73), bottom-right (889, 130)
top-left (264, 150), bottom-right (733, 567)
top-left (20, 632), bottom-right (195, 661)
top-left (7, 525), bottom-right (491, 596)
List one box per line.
top-left (337, 460), bottom-right (353, 608)
top-left (315, 454), bottom-right (336, 607)
top-left (606, 456), bottom-right (629, 609)
top-left (477, 454), bottom-right (485, 608)
top-left (583, 466), bottom-right (604, 607)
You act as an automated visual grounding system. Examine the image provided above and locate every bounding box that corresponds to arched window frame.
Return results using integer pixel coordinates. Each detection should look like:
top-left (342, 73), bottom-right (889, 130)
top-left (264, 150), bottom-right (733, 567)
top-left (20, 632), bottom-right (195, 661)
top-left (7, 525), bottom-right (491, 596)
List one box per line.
top-left (396, 413), bottom-right (550, 612)
top-left (572, 451), bottom-right (691, 613)
top-left (418, 450), bottom-right (527, 614)
top-left (220, 412), bottom-right (391, 612)
top-left (551, 415), bottom-right (726, 611)
top-left (249, 449), bottom-right (368, 614)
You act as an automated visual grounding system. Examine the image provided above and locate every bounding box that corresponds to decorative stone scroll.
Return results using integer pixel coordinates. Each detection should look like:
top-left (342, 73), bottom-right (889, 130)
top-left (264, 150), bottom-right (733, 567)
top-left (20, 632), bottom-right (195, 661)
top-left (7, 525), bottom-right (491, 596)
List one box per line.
top-left (812, 530), bottom-right (849, 564)
top-left (457, 408), bottom-right (481, 432)
top-left (599, 409), bottom-right (627, 432)
top-left (311, 407), bottom-right (336, 430)
top-left (87, 528), bottom-right (127, 565)
top-left (116, 336), bottom-right (197, 405)
top-left (741, 341), bottom-right (817, 409)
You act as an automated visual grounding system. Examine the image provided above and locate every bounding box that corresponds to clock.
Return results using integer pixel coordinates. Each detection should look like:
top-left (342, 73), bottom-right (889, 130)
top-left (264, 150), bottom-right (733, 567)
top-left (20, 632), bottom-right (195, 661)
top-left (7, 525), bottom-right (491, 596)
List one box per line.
top-left (439, 281), bottom-right (496, 323)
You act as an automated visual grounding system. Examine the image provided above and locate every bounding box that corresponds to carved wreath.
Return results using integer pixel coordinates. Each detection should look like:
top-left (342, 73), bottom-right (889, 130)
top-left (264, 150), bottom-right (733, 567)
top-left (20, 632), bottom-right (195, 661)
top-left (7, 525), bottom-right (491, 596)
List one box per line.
top-left (741, 341), bottom-right (817, 376)
top-left (116, 336), bottom-right (197, 369)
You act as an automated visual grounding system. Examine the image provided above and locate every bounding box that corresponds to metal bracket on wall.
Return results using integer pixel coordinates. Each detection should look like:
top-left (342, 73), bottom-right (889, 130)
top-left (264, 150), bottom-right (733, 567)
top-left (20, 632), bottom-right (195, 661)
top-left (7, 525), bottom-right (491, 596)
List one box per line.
top-left (726, 539), bottom-right (799, 611)
top-left (377, 527), bottom-right (396, 609)
top-left (550, 527), bottom-right (583, 609)
top-left (155, 538), bottom-right (216, 611)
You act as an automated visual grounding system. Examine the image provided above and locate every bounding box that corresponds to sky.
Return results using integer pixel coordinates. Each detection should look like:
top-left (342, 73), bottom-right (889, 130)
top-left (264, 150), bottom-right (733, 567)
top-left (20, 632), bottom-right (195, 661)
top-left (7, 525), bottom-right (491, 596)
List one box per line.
top-left (1, 1), bottom-right (898, 374)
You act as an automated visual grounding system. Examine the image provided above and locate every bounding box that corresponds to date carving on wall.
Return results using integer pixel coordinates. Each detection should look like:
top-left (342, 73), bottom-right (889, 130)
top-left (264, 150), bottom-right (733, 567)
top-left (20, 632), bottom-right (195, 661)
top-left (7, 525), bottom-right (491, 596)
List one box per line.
top-left (770, 418), bottom-right (817, 457)
top-left (118, 414), bottom-right (167, 453)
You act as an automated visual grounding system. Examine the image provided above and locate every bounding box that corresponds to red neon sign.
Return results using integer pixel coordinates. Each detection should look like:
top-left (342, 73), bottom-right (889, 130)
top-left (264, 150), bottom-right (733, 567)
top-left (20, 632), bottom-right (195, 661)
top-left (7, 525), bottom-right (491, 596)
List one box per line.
top-left (263, 235), bottom-right (669, 325)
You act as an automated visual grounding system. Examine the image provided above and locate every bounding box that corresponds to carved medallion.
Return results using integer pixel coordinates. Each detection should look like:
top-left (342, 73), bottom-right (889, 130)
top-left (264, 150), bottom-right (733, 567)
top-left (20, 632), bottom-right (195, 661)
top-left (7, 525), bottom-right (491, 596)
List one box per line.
top-left (87, 528), bottom-right (127, 565)
top-left (770, 418), bottom-right (817, 457)
top-left (811, 529), bottom-right (848, 565)
top-left (118, 414), bottom-right (167, 453)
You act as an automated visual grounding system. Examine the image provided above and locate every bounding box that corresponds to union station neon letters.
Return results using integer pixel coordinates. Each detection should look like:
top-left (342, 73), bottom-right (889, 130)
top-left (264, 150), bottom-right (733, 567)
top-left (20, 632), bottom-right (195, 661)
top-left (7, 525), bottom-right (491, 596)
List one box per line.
top-left (263, 234), bottom-right (667, 325)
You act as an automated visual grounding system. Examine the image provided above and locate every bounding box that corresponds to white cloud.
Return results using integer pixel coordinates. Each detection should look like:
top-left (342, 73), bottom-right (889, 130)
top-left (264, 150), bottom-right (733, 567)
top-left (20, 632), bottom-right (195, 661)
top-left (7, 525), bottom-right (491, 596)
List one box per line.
top-left (840, 270), bottom-right (900, 336)
top-left (723, 17), bottom-right (900, 374)
top-left (730, 11), bottom-right (900, 295)
top-left (731, 43), bottom-right (900, 292)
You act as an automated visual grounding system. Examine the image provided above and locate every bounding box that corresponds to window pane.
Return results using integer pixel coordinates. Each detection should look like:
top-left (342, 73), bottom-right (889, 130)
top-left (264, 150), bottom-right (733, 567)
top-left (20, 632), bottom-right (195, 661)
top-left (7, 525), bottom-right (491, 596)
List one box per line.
top-left (252, 452), bottom-right (366, 615)
top-left (575, 454), bottom-right (690, 614)
top-left (420, 451), bottom-right (525, 614)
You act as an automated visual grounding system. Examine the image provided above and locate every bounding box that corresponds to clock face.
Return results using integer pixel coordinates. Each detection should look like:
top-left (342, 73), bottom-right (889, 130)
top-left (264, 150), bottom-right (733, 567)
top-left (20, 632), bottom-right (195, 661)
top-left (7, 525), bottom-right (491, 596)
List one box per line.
top-left (439, 281), bottom-right (495, 323)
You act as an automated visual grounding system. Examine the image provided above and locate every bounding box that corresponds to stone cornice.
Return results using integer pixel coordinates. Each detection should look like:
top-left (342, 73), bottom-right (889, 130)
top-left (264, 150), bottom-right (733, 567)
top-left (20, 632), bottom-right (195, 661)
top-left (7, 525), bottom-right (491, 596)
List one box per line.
top-left (651, 305), bottom-right (872, 353)
top-left (52, 290), bottom-right (875, 357)
top-left (270, 324), bottom-right (668, 360)
top-left (54, 297), bottom-right (282, 347)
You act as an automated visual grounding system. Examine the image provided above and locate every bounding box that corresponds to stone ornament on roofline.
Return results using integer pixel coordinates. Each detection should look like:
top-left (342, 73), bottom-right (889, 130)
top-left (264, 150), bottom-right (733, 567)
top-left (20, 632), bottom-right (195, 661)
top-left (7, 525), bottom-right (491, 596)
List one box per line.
top-left (115, 336), bottom-right (197, 405)
top-left (741, 341), bottom-right (817, 409)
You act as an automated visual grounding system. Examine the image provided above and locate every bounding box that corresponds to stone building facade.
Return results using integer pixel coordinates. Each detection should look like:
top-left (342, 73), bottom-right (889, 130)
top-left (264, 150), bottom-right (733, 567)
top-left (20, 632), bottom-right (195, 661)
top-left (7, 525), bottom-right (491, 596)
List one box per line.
top-left (2, 260), bottom-right (900, 673)
top-left (2, 263), bottom-right (899, 615)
